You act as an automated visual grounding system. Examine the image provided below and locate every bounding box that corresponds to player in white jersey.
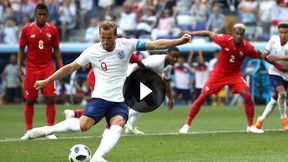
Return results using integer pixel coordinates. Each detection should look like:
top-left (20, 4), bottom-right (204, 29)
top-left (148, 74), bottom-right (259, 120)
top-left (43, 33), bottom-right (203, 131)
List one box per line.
top-left (125, 47), bottom-right (180, 134)
top-left (20, 21), bottom-right (191, 162)
top-left (255, 23), bottom-right (288, 131)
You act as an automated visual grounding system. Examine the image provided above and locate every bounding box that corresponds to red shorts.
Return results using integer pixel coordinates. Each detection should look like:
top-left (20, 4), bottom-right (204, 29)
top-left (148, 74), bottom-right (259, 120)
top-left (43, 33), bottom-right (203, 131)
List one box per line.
top-left (87, 69), bottom-right (95, 90)
top-left (23, 71), bottom-right (55, 100)
top-left (201, 72), bottom-right (249, 95)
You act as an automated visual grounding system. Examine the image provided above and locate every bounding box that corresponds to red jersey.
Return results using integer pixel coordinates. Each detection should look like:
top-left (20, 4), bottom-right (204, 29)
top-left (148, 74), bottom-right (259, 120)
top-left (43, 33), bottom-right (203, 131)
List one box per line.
top-left (212, 34), bottom-right (261, 75)
top-left (19, 22), bottom-right (60, 72)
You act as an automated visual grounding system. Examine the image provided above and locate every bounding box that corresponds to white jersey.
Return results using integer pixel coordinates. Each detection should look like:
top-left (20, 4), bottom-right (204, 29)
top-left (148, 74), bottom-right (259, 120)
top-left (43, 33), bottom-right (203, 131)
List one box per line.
top-left (208, 58), bottom-right (217, 72)
top-left (127, 54), bottom-right (173, 79)
top-left (192, 62), bottom-right (209, 89)
top-left (76, 38), bottom-right (138, 102)
top-left (174, 62), bottom-right (193, 89)
top-left (266, 35), bottom-right (288, 81)
top-left (142, 54), bottom-right (173, 79)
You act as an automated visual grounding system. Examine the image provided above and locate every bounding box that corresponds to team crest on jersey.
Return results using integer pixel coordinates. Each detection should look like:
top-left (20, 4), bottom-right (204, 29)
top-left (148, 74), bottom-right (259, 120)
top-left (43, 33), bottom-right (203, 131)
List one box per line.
top-left (239, 51), bottom-right (244, 57)
top-left (46, 33), bottom-right (52, 39)
top-left (117, 50), bottom-right (126, 60)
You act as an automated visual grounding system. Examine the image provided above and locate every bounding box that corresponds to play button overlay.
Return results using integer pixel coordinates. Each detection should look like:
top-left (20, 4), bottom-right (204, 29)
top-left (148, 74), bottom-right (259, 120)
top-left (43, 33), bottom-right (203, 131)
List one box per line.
top-left (123, 68), bottom-right (166, 113)
top-left (140, 82), bottom-right (152, 100)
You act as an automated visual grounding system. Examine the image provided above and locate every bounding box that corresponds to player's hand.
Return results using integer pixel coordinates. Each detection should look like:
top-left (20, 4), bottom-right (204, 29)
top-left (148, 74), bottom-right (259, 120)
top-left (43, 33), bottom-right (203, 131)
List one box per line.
top-left (181, 33), bottom-right (192, 43)
top-left (34, 80), bottom-right (49, 90)
top-left (167, 99), bottom-right (174, 111)
top-left (266, 55), bottom-right (281, 62)
top-left (179, 31), bottom-right (192, 37)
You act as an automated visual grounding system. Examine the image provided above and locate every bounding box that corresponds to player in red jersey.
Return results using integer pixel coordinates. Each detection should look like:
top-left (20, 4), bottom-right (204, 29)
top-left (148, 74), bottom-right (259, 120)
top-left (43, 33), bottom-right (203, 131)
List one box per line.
top-left (18, 3), bottom-right (63, 138)
top-left (179, 23), bottom-right (275, 134)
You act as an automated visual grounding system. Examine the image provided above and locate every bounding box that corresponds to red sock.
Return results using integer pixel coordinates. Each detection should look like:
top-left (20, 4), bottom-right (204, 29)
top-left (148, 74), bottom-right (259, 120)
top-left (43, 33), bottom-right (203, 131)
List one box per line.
top-left (186, 95), bottom-right (207, 125)
top-left (24, 104), bottom-right (34, 130)
top-left (46, 104), bottom-right (56, 126)
top-left (74, 109), bottom-right (84, 118)
top-left (242, 93), bottom-right (254, 126)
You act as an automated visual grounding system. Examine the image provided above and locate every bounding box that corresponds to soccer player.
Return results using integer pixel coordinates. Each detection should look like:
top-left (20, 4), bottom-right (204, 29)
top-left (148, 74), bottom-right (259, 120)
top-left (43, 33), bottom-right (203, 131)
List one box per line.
top-left (255, 23), bottom-right (288, 131)
top-left (63, 53), bottom-right (139, 119)
top-left (21, 20), bottom-right (191, 162)
top-left (179, 23), bottom-right (273, 134)
top-left (18, 3), bottom-right (63, 139)
top-left (64, 48), bottom-right (180, 135)
top-left (125, 47), bottom-right (180, 134)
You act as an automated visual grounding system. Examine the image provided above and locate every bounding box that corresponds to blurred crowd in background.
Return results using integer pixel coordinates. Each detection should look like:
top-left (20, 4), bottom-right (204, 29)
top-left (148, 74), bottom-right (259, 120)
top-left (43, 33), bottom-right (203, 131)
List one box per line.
top-left (1, 0), bottom-right (288, 43)
top-left (1, 0), bottom-right (288, 106)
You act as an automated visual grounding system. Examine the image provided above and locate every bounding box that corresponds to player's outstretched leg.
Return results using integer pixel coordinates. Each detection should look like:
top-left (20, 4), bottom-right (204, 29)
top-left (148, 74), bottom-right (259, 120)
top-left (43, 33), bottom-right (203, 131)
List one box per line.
top-left (255, 97), bottom-right (277, 129)
top-left (125, 109), bottom-right (144, 135)
top-left (90, 125), bottom-right (122, 162)
top-left (21, 118), bottom-right (81, 140)
top-left (179, 95), bottom-right (206, 134)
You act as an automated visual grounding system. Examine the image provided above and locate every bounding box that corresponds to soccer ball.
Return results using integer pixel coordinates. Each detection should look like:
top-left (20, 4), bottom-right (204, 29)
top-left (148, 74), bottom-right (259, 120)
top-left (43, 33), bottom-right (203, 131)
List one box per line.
top-left (68, 144), bottom-right (91, 162)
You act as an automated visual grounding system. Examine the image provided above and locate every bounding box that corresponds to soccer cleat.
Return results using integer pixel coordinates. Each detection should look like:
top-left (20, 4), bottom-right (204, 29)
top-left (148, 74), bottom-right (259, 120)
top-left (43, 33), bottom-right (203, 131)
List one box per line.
top-left (246, 125), bottom-right (264, 133)
top-left (132, 127), bottom-right (144, 135)
top-left (20, 131), bottom-right (30, 140)
top-left (124, 124), bottom-right (144, 135)
top-left (45, 134), bottom-right (57, 139)
top-left (255, 117), bottom-right (263, 129)
top-left (281, 118), bottom-right (288, 131)
top-left (25, 126), bottom-right (48, 139)
top-left (179, 124), bottom-right (190, 134)
top-left (90, 156), bottom-right (108, 162)
top-left (63, 109), bottom-right (75, 119)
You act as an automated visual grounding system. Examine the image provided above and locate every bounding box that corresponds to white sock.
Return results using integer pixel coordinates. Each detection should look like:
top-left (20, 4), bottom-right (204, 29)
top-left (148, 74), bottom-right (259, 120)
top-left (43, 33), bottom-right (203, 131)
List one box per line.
top-left (277, 92), bottom-right (287, 119)
top-left (128, 109), bottom-right (141, 128)
top-left (44, 118), bottom-right (81, 135)
top-left (93, 125), bottom-right (122, 158)
top-left (260, 97), bottom-right (277, 121)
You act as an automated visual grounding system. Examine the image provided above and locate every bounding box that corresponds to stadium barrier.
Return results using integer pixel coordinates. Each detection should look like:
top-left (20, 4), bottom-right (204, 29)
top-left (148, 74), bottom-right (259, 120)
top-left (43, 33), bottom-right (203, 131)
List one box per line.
top-left (0, 41), bottom-right (267, 53)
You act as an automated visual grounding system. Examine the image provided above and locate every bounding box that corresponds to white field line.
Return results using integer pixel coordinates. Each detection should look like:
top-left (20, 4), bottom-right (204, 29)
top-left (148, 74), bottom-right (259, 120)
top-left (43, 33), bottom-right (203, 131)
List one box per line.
top-left (0, 128), bottom-right (284, 143)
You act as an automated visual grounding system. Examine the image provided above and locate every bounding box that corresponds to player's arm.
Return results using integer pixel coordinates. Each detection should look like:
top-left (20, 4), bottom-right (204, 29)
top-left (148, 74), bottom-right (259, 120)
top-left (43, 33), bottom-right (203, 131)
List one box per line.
top-left (145, 34), bottom-right (191, 50)
top-left (266, 54), bottom-right (288, 62)
top-left (34, 61), bottom-right (82, 90)
top-left (181, 30), bottom-right (215, 40)
top-left (17, 46), bottom-right (25, 83)
top-left (53, 46), bottom-right (63, 68)
top-left (261, 51), bottom-right (288, 72)
top-left (163, 78), bottom-right (174, 110)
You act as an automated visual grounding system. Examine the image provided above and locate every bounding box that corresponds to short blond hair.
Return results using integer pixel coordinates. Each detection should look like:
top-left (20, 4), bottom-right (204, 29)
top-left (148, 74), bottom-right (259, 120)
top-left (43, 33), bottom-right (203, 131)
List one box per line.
top-left (233, 23), bottom-right (246, 30)
top-left (99, 20), bottom-right (117, 35)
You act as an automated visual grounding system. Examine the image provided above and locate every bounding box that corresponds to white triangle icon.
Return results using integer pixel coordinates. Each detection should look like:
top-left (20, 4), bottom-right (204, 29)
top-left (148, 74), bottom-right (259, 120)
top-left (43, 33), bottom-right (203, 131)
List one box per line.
top-left (140, 82), bottom-right (152, 100)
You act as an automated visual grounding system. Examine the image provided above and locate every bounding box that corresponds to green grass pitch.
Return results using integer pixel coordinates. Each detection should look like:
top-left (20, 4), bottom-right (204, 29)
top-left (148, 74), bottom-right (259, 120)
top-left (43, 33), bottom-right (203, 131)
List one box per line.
top-left (0, 104), bottom-right (287, 162)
